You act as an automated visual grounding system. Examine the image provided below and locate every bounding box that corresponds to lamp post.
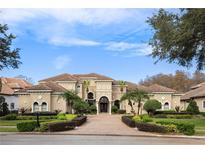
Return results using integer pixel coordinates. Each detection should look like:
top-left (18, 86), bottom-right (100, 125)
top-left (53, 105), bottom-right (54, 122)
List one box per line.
top-left (35, 112), bottom-right (40, 127)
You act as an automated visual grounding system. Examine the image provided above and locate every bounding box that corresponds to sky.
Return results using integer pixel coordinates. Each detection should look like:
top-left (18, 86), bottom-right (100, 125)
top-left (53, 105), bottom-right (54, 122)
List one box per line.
top-left (0, 9), bottom-right (197, 84)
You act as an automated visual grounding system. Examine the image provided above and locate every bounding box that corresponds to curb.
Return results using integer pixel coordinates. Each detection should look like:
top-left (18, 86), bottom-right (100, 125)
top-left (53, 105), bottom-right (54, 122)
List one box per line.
top-left (1, 132), bottom-right (205, 140)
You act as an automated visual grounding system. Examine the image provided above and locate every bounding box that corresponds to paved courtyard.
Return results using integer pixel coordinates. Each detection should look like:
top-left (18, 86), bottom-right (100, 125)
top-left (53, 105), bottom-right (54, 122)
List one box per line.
top-left (58, 114), bottom-right (152, 136)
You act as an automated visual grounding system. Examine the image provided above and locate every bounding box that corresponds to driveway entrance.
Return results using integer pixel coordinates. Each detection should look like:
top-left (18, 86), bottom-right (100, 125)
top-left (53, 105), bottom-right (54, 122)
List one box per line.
top-left (60, 114), bottom-right (151, 136)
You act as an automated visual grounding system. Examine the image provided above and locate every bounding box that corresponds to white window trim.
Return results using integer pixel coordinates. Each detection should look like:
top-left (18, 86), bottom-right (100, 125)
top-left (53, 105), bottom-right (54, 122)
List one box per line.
top-left (41, 102), bottom-right (48, 112)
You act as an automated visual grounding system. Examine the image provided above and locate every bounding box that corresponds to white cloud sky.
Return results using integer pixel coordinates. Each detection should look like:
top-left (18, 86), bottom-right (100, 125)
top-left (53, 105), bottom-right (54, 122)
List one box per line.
top-left (53, 55), bottom-right (71, 70)
top-left (0, 8), bottom-right (154, 56)
top-left (105, 42), bottom-right (152, 56)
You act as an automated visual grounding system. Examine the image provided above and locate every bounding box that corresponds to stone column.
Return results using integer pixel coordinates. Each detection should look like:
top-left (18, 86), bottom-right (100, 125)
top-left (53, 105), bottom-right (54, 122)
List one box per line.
top-left (109, 102), bottom-right (111, 115)
top-left (96, 101), bottom-right (99, 115)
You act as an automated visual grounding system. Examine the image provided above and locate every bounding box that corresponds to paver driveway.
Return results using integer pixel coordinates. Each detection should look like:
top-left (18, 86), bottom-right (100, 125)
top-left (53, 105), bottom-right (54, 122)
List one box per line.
top-left (59, 114), bottom-right (151, 136)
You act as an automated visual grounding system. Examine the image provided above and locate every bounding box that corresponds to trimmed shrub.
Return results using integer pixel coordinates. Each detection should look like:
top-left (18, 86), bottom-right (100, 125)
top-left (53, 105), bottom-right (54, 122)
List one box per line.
top-left (121, 116), bottom-right (135, 127)
top-left (0, 114), bottom-right (17, 120)
top-left (118, 109), bottom-right (126, 114)
top-left (164, 124), bottom-right (177, 133)
top-left (200, 112), bottom-right (205, 117)
top-left (154, 111), bottom-right (192, 115)
top-left (48, 121), bottom-right (75, 132)
top-left (17, 115), bottom-right (57, 120)
top-left (156, 120), bottom-right (195, 135)
top-left (135, 122), bottom-right (167, 133)
top-left (111, 105), bottom-right (118, 113)
top-left (166, 114), bottom-right (192, 119)
top-left (89, 105), bottom-right (97, 114)
top-left (153, 114), bottom-right (168, 118)
top-left (22, 112), bottom-right (57, 116)
top-left (17, 121), bottom-right (38, 132)
top-left (132, 116), bottom-right (142, 122)
top-left (57, 113), bottom-right (67, 120)
top-left (140, 114), bottom-right (153, 122)
top-left (143, 99), bottom-right (161, 115)
top-left (72, 116), bottom-right (87, 126)
top-left (186, 100), bottom-right (199, 114)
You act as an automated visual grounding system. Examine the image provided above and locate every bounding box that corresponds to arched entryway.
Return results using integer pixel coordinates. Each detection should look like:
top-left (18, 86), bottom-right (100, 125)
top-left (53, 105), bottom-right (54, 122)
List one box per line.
top-left (99, 96), bottom-right (109, 113)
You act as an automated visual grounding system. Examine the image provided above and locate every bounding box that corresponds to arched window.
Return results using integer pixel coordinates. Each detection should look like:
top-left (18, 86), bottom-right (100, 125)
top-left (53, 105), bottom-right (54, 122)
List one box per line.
top-left (41, 102), bottom-right (47, 111)
top-left (87, 92), bottom-right (94, 99)
top-left (164, 102), bottom-right (169, 110)
top-left (33, 102), bottom-right (39, 112)
top-left (10, 103), bottom-right (15, 110)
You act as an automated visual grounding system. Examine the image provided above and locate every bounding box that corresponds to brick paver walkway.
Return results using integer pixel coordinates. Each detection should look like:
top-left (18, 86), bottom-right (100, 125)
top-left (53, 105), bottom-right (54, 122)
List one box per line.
top-left (59, 114), bottom-right (152, 136)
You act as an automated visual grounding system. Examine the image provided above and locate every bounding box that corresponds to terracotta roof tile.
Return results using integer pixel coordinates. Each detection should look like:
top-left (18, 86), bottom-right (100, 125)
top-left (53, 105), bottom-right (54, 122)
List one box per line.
top-left (39, 73), bottom-right (78, 82)
top-left (0, 77), bottom-right (32, 95)
top-left (181, 82), bottom-right (205, 100)
top-left (148, 84), bottom-right (177, 93)
top-left (27, 82), bottom-right (66, 92)
top-left (125, 81), bottom-right (150, 92)
top-left (73, 73), bottom-right (113, 80)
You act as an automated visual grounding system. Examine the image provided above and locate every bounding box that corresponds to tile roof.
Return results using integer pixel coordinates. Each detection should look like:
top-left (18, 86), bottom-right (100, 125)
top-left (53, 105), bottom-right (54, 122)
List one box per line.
top-left (148, 84), bottom-right (177, 93)
top-left (39, 73), bottom-right (78, 82)
top-left (0, 77), bottom-right (32, 95)
top-left (27, 82), bottom-right (67, 92)
top-left (40, 73), bottom-right (113, 82)
top-left (125, 81), bottom-right (151, 92)
top-left (73, 73), bottom-right (113, 80)
top-left (181, 82), bottom-right (205, 100)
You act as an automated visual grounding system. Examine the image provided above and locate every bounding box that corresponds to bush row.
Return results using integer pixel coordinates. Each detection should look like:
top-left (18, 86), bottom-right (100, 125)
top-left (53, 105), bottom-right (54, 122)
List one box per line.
top-left (48, 121), bottom-right (76, 132)
top-left (0, 114), bottom-right (57, 120)
top-left (121, 116), bottom-right (135, 127)
top-left (153, 114), bottom-right (192, 119)
top-left (72, 116), bottom-right (87, 127)
top-left (132, 114), bottom-right (153, 123)
top-left (154, 111), bottom-right (192, 115)
top-left (135, 122), bottom-right (167, 133)
top-left (156, 120), bottom-right (195, 135)
top-left (17, 121), bottom-right (38, 132)
top-left (22, 112), bottom-right (57, 116)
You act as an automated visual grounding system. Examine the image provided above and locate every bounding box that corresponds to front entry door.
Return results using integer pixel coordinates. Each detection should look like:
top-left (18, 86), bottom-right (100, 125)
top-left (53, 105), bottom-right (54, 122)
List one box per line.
top-left (100, 103), bottom-right (108, 112)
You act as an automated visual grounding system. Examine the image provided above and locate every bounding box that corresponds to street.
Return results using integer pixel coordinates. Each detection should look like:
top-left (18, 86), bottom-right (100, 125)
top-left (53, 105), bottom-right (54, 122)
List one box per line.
top-left (1, 134), bottom-right (205, 145)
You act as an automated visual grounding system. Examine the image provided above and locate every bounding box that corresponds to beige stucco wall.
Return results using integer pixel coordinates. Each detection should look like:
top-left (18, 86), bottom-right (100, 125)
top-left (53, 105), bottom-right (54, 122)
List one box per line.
top-left (56, 81), bottom-right (76, 91)
top-left (182, 97), bottom-right (205, 112)
top-left (51, 94), bottom-right (68, 113)
top-left (124, 93), bottom-right (182, 114)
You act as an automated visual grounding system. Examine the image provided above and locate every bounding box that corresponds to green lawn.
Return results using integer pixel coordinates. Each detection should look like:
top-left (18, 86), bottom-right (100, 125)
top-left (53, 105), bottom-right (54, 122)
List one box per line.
top-left (0, 119), bottom-right (55, 126)
top-left (0, 127), bottom-right (18, 132)
top-left (152, 118), bottom-right (205, 135)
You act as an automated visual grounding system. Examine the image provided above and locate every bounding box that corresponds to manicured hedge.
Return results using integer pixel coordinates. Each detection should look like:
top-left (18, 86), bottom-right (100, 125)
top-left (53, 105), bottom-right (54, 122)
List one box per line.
top-left (135, 122), bottom-right (167, 133)
top-left (72, 116), bottom-right (87, 126)
top-left (17, 115), bottom-right (57, 120)
top-left (118, 110), bottom-right (126, 114)
top-left (153, 114), bottom-right (192, 119)
top-left (156, 120), bottom-right (195, 135)
top-left (22, 112), bottom-right (57, 116)
top-left (154, 111), bottom-right (192, 115)
top-left (0, 114), bottom-right (17, 120)
top-left (17, 121), bottom-right (38, 132)
top-left (200, 112), bottom-right (205, 117)
top-left (48, 121), bottom-right (75, 132)
top-left (121, 116), bottom-right (135, 127)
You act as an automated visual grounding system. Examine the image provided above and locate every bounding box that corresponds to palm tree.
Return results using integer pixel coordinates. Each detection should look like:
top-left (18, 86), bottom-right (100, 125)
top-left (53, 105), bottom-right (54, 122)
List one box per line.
top-left (118, 80), bottom-right (126, 93)
top-left (120, 89), bottom-right (149, 115)
top-left (83, 80), bottom-right (90, 100)
top-left (58, 90), bottom-right (82, 113)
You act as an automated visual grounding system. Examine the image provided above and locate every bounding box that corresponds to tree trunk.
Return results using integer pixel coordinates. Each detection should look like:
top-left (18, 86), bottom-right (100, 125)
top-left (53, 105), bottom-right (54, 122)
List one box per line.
top-left (0, 78), bottom-right (2, 92)
top-left (137, 101), bottom-right (141, 115)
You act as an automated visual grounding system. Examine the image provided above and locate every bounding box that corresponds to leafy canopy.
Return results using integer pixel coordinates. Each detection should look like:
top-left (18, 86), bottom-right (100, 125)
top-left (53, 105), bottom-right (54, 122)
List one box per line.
top-left (0, 24), bottom-right (21, 70)
top-left (143, 99), bottom-right (161, 115)
top-left (147, 9), bottom-right (205, 70)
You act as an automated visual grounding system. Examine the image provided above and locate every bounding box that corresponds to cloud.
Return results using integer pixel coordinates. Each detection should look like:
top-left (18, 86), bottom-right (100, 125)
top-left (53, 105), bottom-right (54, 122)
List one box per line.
top-left (104, 42), bottom-right (152, 56)
top-left (48, 37), bottom-right (100, 47)
top-left (53, 55), bottom-right (71, 70)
